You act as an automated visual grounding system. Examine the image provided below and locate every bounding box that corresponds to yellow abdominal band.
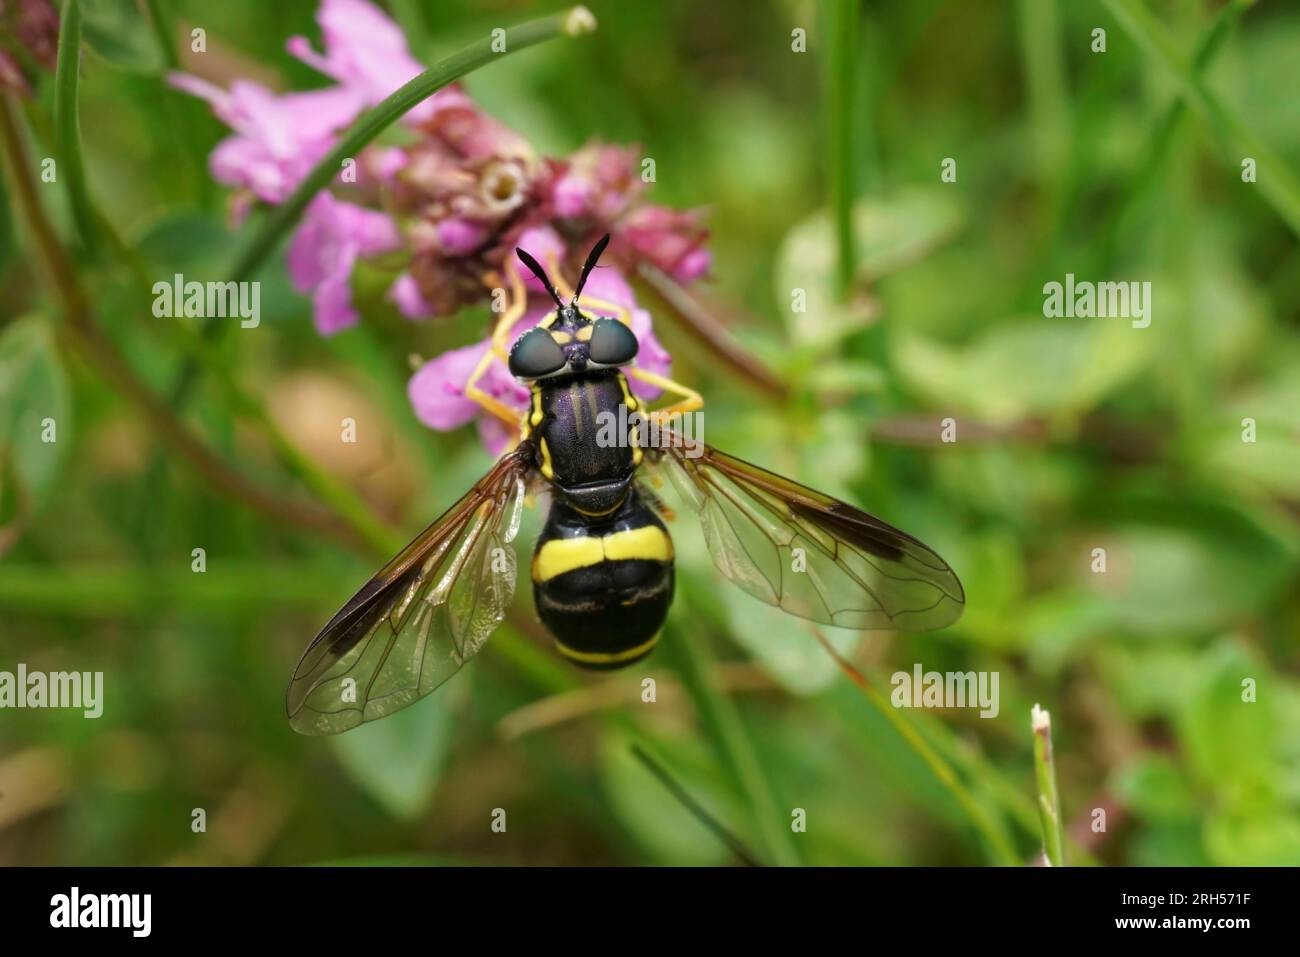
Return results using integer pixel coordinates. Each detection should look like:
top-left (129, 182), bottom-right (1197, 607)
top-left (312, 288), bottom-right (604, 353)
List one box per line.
top-left (555, 632), bottom-right (661, 666)
top-left (532, 526), bottom-right (673, 583)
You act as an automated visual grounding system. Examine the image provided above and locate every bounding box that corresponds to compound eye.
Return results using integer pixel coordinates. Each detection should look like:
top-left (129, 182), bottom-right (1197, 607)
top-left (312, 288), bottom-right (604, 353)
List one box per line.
top-left (587, 317), bottom-right (639, 366)
top-left (509, 327), bottom-right (567, 379)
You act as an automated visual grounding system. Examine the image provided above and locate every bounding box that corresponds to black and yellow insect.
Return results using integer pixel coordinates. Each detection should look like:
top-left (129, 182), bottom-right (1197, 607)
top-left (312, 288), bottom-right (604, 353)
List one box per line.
top-left (287, 236), bottom-right (964, 734)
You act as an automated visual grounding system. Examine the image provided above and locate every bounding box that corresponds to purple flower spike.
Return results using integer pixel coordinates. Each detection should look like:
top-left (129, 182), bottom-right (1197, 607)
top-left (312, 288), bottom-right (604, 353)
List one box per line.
top-left (288, 193), bottom-right (402, 335)
top-left (169, 74), bottom-right (362, 204)
top-left (286, 0), bottom-right (462, 124)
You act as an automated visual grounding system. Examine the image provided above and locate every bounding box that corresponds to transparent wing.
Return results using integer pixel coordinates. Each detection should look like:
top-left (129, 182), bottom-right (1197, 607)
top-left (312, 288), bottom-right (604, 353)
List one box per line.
top-left (287, 447), bottom-right (532, 735)
top-left (646, 436), bottom-right (964, 631)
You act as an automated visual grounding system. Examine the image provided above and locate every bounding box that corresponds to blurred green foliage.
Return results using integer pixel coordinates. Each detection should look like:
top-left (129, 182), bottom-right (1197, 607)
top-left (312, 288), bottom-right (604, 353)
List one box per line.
top-left (1, 0), bottom-right (1298, 866)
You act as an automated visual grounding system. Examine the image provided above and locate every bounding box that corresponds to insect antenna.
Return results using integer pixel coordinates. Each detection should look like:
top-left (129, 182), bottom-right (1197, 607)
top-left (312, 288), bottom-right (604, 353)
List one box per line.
top-left (515, 247), bottom-right (563, 308)
top-left (572, 233), bottom-right (611, 303)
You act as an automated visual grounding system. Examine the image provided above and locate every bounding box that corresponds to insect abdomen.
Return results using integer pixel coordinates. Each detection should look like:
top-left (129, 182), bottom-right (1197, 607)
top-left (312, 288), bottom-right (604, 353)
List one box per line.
top-left (532, 492), bottom-right (674, 669)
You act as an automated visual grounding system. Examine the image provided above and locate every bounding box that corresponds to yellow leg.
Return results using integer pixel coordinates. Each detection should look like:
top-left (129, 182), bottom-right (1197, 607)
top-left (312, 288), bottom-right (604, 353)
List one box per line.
top-left (626, 366), bottom-right (704, 426)
top-left (489, 259), bottom-right (528, 361)
top-left (464, 348), bottom-right (523, 427)
top-left (465, 260), bottom-right (529, 428)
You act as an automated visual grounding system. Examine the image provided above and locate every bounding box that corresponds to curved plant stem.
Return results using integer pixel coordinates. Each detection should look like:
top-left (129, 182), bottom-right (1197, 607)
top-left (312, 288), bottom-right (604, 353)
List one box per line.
top-left (224, 6), bottom-right (597, 287)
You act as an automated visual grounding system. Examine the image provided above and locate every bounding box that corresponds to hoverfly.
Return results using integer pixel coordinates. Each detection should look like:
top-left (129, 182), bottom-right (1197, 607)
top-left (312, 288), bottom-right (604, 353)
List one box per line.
top-left (287, 235), bottom-right (964, 734)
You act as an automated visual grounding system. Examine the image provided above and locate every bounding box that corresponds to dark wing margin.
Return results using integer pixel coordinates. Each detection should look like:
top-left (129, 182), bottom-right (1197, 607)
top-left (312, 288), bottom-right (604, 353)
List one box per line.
top-left (287, 446), bottom-right (533, 735)
top-left (645, 435), bottom-right (964, 631)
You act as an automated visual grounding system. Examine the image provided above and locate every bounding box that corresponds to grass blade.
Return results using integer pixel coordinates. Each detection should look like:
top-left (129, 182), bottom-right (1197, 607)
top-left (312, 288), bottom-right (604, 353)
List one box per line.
top-left (811, 627), bottom-right (1021, 865)
top-left (630, 743), bottom-right (760, 866)
top-left (1099, 0), bottom-right (1300, 238)
top-left (1032, 704), bottom-right (1064, 866)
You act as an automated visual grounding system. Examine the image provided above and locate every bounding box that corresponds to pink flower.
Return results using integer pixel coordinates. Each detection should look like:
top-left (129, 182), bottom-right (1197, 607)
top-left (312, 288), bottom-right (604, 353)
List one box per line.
top-left (387, 272), bottom-right (434, 320)
top-left (549, 143), bottom-right (710, 283)
top-left (618, 205), bottom-right (711, 282)
top-left (168, 74), bottom-right (362, 204)
top-left (287, 193), bottom-right (402, 335)
top-left (175, 0), bottom-right (696, 449)
top-left (286, 0), bottom-right (463, 124)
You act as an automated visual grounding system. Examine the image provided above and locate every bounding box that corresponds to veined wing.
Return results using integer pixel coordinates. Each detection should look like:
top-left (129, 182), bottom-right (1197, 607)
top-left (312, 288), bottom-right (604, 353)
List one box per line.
top-left (646, 435), bottom-right (963, 631)
top-left (287, 446), bottom-right (533, 735)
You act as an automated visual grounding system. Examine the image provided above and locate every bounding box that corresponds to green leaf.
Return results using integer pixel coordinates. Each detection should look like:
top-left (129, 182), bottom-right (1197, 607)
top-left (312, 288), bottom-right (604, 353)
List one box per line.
top-left (894, 314), bottom-right (1154, 425)
top-left (0, 161), bottom-right (12, 269)
top-left (1204, 809), bottom-right (1300, 867)
top-left (1112, 754), bottom-right (1197, 824)
top-left (1074, 505), bottom-right (1294, 634)
top-left (79, 0), bottom-right (164, 74)
top-left (721, 587), bottom-right (859, 696)
top-left (774, 190), bottom-right (963, 350)
top-left (328, 679), bottom-right (465, 820)
top-left (1176, 643), bottom-right (1278, 800)
top-left (0, 316), bottom-right (71, 522)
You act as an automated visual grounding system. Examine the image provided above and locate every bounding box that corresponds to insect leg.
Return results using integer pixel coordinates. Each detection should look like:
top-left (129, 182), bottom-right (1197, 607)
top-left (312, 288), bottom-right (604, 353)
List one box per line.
top-left (464, 349), bottom-right (525, 427)
top-left (626, 366), bottom-right (704, 425)
top-left (465, 269), bottom-right (529, 428)
top-left (489, 259), bottom-right (528, 362)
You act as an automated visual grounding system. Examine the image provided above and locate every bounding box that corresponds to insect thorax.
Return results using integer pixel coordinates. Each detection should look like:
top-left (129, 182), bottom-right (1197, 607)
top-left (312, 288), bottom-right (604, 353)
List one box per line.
top-left (527, 370), bottom-right (643, 516)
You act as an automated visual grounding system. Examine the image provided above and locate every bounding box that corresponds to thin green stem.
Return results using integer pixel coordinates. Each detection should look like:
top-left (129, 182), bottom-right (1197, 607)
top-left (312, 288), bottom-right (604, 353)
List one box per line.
top-left (1099, 0), bottom-right (1300, 238)
top-left (1016, 0), bottom-right (1070, 187)
top-left (54, 0), bottom-right (94, 250)
top-left (630, 743), bottom-right (760, 866)
top-left (1105, 0), bottom-right (1249, 246)
top-left (142, 0), bottom-right (181, 70)
top-left (1032, 703), bottom-right (1065, 866)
